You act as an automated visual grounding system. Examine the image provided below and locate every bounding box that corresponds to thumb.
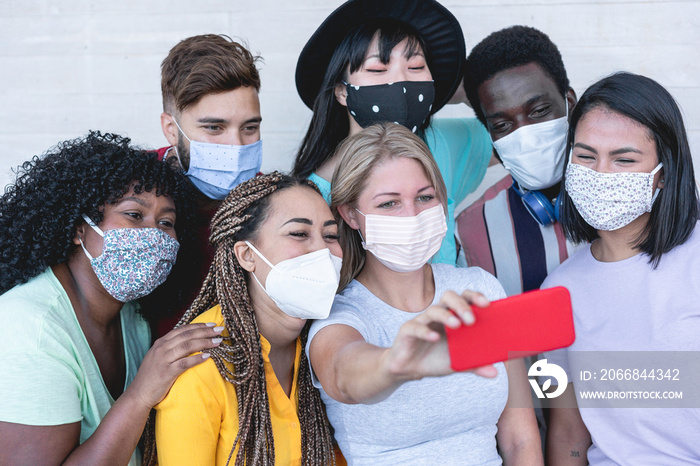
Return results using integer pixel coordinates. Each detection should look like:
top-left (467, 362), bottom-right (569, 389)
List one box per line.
top-left (471, 364), bottom-right (499, 378)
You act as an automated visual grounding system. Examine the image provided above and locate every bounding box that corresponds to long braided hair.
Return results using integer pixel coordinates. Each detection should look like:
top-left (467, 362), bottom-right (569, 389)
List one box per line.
top-left (143, 172), bottom-right (335, 465)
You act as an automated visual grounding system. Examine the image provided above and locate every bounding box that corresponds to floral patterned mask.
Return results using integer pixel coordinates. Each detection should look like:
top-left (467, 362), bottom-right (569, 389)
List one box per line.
top-left (565, 162), bottom-right (663, 231)
top-left (79, 214), bottom-right (180, 302)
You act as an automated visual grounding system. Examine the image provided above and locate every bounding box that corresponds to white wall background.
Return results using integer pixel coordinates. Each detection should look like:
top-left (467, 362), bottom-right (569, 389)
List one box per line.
top-left (1, 0), bottom-right (698, 189)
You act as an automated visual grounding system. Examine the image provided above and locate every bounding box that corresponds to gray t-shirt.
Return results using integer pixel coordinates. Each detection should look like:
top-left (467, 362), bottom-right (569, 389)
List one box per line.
top-left (309, 264), bottom-right (508, 465)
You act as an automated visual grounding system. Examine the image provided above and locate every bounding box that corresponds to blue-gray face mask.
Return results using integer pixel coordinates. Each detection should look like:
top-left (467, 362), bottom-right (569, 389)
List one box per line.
top-left (172, 119), bottom-right (263, 200)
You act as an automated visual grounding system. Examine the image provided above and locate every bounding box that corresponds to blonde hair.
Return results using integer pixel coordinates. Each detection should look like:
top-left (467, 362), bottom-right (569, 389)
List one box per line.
top-left (330, 122), bottom-right (447, 290)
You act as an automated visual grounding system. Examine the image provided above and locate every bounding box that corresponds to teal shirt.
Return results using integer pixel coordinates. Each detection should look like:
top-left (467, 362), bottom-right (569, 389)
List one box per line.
top-left (424, 117), bottom-right (493, 207)
top-left (308, 117), bottom-right (492, 267)
top-left (0, 268), bottom-right (150, 465)
top-left (308, 172), bottom-right (332, 204)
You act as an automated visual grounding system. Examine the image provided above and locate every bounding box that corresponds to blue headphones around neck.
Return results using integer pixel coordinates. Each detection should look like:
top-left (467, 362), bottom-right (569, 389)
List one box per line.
top-left (511, 179), bottom-right (562, 227)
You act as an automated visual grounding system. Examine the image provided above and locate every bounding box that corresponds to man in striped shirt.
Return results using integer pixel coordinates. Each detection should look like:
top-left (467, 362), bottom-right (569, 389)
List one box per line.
top-left (458, 26), bottom-right (581, 296)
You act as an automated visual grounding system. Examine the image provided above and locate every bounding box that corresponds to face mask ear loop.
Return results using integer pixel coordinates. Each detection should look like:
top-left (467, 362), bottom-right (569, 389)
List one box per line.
top-left (82, 214), bottom-right (104, 237)
top-left (353, 208), bottom-right (368, 245)
top-left (78, 236), bottom-right (94, 261)
top-left (79, 214), bottom-right (104, 261)
top-left (171, 117), bottom-right (192, 143)
top-left (650, 163), bottom-right (664, 205)
top-left (244, 241), bottom-right (277, 293)
top-left (165, 146), bottom-right (185, 170)
top-left (169, 117), bottom-right (192, 171)
top-left (244, 241), bottom-right (276, 269)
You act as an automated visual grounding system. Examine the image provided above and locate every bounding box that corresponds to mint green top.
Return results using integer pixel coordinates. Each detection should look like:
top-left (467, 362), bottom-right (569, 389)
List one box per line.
top-left (308, 117), bottom-right (492, 266)
top-left (0, 268), bottom-right (150, 465)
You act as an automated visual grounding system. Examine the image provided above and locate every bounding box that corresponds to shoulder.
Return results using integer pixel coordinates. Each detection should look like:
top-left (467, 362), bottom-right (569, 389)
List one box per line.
top-left (0, 269), bottom-right (70, 350)
top-left (157, 307), bottom-right (232, 410)
top-left (309, 281), bottom-right (372, 342)
top-left (155, 354), bottom-right (231, 430)
top-left (424, 117), bottom-right (490, 159)
top-left (541, 244), bottom-right (592, 289)
top-left (307, 172), bottom-right (332, 205)
top-left (458, 173), bottom-right (512, 214)
top-left (154, 146), bottom-right (172, 161)
top-left (676, 220), bottom-right (700, 251)
top-left (426, 117), bottom-right (488, 141)
top-left (432, 263), bottom-right (506, 301)
top-left (191, 305), bottom-right (226, 327)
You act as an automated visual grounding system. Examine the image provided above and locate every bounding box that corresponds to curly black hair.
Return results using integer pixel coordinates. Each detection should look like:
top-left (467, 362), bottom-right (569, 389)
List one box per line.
top-left (0, 131), bottom-right (197, 320)
top-left (464, 25), bottom-right (570, 127)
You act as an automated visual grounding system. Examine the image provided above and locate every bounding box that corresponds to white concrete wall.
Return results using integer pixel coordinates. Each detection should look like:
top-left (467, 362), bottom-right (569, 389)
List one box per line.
top-left (1, 0), bottom-right (698, 189)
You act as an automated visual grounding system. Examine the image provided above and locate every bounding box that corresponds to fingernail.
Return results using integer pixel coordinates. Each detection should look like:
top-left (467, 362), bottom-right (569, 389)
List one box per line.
top-left (448, 316), bottom-right (460, 327)
top-left (213, 326), bottom-right (224, 333)
top-left (212, 337), bottom-right (223, 345)
top-left (201, 353), bottom-right (211, 359)
top-left (463, 313), bottom-right (475, 325)
top-left (205, 322), bottom-right (216, 327)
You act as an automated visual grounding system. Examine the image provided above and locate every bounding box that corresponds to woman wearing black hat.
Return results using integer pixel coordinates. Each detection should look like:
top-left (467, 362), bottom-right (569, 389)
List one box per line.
top-left (293, 0), bottom-right (493, 266)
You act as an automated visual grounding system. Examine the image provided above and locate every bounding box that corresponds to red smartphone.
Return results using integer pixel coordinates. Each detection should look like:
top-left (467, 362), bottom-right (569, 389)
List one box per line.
top-left (445, 286), bottom-right (575, 371)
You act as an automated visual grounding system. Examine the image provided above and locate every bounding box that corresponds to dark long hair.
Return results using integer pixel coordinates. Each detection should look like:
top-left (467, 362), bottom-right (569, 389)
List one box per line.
top-left (293, 19), bottom-right (429, 179)
top-left (560, 72), bottom-right (699, 266)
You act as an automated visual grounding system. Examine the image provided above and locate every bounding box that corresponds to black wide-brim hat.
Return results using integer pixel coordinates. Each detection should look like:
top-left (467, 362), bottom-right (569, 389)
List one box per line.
top-left (295, 0), bottom-right (465, 114)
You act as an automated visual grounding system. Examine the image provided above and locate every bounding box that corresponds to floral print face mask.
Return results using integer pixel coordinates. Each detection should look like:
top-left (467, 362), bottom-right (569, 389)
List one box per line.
top-left (565, 162), bottom-right (663, 231)
top-left (79, 214), bottom-right (180, 302)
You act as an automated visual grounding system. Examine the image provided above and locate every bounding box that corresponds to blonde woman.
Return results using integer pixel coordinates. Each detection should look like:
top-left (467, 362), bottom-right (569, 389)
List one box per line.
top-left (308, 123), bottom-right (542, 465)
top-left (148, 173), bottom-right (340, 465)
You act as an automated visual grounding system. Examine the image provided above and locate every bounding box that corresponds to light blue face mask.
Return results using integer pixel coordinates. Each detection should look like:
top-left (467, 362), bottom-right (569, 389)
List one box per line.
top-left (172, 119), bottom-right (263, 200)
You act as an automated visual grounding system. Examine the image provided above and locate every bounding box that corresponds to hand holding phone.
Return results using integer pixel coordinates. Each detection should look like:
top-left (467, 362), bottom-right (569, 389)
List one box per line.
top-left (445, 286), bottom-right (575, 371)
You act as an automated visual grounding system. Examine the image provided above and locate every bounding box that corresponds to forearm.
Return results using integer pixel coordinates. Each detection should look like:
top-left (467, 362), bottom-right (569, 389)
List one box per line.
top-left (500, 432), bottom-right (544, 466)
top-left (545, 425), bottom-right (590, 466)
top-left (330, 340), bottom-right (411, 405)
top-left (62, 390), bottom-right (150, 466)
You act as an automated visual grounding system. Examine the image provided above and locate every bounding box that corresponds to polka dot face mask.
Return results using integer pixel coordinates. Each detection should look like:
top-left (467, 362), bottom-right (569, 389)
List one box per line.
top-left (565, 162), bottom-right (663, 231)
top-left (79, 214), bottom-right (180, 302)
top-left (344, 80), bottom-right (435, 133)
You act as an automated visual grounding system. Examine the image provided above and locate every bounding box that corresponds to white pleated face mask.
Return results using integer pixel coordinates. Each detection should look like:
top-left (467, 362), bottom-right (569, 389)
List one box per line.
top-left (245, 242), bottom-right (342, 320)
top-left (565, 161), bottom-right (663, 231)
top-left (492, 99), bottom-right (569, 191)
top-left (358, 204), bottom-right (447, 273)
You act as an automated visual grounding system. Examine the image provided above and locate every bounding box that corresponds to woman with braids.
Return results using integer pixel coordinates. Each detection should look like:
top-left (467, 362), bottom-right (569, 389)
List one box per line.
top-left (151, 172), bottom-right (340, 465)
top-left (308, 123), bottom-right (542, 465)
top-left (0, 131), bottom-right (226, 465)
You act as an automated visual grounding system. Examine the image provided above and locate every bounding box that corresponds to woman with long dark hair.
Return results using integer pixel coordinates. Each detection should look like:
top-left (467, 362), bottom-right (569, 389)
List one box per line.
top-left (544, 72), bottom-right (700, 464)
top-left (293, 0), bottom-right (493, 265)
